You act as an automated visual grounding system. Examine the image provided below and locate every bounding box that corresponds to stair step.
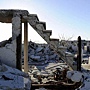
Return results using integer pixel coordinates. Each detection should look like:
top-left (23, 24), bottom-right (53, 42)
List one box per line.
top-left (50, 38), bottom-right (59, 42)
top-left (57, 46), bottom-right (67, 52)
top-left (26, 15), bottom-right (39, 26)
top-left (50, 38), bottom-right (59, 44)
top-left (58, 46), bottom-right (67, 49)
top-left (49, 38), bottom-right (59, 49)
top-left (27, 13), bottom-right (74, 70)
top-left (28, 14), bottom-right (39, 21)
top-left (42, 34), bottom-right (50, 43)
top-left (43, 30), bottom-right (52, 36)
top-left (29, 21), bottom-right (46, 31)
top-left (36, 21), bottom-right (46, 30)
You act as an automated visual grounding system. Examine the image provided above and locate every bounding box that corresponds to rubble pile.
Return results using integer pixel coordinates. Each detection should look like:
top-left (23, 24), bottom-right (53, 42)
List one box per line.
top-left (29, 63), bottom-right (69, 84)
top-left (0, 39), bottom-right (85, 90)
top-left (22, 41), bottom-right (82, 89)
top-left (22, 41), bottom-right (76, 88)
top-left (22, 41), bottom-right (64, 67)
top-left (0, 62), bottom-right (31, 90)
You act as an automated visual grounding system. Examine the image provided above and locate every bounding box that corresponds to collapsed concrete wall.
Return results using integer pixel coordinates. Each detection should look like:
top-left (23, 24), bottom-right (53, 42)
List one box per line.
top-left (0, 10), bottom-right (28, 69)
top-left (0, 40), bottom-right (16, 68)
top-left (0, 13), bottom-right (22, 68)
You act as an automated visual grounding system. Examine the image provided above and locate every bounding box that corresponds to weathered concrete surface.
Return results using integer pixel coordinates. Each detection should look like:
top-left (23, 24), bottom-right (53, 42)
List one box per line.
top-left (12, 14), bottom-right (22, 70)
top-left (0, 9), bottom-right (28, 23)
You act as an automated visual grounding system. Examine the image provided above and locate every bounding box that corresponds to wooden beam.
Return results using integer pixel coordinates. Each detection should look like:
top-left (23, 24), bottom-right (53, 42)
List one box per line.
top-left (24, 22), bottom-right (28, 73)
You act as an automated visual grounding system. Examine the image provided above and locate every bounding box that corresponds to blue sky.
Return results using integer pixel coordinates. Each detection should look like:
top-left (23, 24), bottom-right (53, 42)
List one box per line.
top-left (0, 0), bottom-right (90, 43)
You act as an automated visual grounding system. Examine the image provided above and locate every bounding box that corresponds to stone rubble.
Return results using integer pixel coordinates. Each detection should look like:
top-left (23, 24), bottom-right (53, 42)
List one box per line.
top-left (0, 62), bottom-right (31, 90)
top-left (23, 41), bottom-right (65, 85)
top-left (22, 41), bottom-right (64, 66)
top-left (23, 41), bottom-right (90, 90)
top-left (1, 39), bottom-right (89, 89)
top-left (22, 41), bottom-right (74, 86)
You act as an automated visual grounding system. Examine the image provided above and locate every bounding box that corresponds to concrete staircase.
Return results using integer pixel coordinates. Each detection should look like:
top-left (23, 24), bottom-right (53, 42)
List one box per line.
top-left (23, 14), bottom-right (76, 70)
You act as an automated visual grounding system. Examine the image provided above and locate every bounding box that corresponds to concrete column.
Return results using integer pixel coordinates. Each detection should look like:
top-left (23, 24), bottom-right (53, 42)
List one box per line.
top-left (12, 14), bottom-right (22, 70)
top-left (24, 22), bottom-right (28, 73)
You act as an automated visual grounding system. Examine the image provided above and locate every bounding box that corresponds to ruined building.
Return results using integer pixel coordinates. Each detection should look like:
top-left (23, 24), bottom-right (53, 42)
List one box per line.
top-left (0, 9), bottom-right (74, 73)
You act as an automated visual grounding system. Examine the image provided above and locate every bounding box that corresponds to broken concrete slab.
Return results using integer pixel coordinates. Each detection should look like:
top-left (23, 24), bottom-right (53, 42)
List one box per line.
top-left (0, 63), bottom-right (31, 90)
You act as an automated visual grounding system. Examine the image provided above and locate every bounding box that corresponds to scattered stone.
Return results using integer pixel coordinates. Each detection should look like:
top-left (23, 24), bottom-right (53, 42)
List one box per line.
top-left (22, 41), bottom-right (62, 67)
